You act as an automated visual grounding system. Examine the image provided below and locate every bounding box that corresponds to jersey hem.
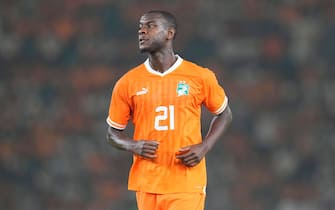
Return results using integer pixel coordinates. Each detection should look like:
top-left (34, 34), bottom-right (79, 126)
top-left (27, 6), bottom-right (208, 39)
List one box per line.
top-left (213, 96), bottom-right (228, 115)
top-left (128, 186), bottom-right (207, 195)
top-left (106, 117), bottom-right (126, 130)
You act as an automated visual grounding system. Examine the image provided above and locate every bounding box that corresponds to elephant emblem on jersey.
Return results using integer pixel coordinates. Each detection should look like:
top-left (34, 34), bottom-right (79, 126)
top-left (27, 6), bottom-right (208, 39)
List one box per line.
top-left (176, 81), bottom-right (189, 96)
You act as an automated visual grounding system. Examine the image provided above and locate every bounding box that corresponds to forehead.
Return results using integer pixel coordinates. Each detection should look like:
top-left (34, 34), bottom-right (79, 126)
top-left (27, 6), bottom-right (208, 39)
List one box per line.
top-left (139, 13), bottom-right (166, 24)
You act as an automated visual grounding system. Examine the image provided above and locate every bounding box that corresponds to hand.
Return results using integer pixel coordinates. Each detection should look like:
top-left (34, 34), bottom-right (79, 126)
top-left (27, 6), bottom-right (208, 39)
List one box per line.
top-left (176, 143), bottom-right (207, 167)
top-left (132, 140), bottom-right (159, 159)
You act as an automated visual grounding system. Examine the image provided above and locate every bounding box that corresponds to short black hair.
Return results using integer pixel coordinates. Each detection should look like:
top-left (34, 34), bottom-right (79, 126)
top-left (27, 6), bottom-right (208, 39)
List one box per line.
top-left (146, 10), bottom-right (177, 38)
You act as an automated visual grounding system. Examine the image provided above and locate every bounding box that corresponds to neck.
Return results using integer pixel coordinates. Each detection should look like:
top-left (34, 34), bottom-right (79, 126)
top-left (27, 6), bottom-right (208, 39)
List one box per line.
top-left (148, 49), bottom-right (177, 73)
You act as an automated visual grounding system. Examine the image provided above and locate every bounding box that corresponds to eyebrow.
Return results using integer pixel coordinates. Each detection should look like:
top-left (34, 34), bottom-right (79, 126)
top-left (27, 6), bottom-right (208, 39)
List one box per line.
top-left (139, 20), bottom-right (157, 25)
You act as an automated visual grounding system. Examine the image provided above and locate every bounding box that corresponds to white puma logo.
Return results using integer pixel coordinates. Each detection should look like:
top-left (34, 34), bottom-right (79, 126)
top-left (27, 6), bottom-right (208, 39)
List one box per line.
top-left (136, 88), bottom-right (149, 96)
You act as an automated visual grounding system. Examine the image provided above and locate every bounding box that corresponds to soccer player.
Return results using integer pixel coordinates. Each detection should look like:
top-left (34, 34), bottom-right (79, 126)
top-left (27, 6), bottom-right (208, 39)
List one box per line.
top-left (106, 10), bottom-right (232, 210)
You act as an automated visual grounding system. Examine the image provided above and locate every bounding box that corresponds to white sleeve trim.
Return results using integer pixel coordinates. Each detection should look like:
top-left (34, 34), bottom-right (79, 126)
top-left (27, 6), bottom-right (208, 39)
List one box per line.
top-left (214, 96), bottom-right (228, 115)
top-left (106, 117), bottom-right (127, 130)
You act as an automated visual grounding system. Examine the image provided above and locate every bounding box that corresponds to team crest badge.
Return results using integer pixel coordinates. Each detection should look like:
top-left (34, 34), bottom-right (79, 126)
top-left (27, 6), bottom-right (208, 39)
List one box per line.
top-left (177, 81), bottom-right (189, 96)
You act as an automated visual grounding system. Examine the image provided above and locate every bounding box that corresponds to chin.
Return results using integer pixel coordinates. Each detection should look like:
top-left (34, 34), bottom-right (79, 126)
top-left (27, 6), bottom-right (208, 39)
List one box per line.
top-left (139, 47), bottom-right (152, 53)
top-left (139, 48), bottom-right (148, 53)
top-left (139, 43), bottom-right (160, 53)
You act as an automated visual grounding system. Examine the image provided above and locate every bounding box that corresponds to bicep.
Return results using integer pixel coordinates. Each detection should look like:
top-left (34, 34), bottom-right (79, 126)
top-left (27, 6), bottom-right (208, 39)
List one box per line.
top-left (202, 71), bottom-right (228, 114)
top-left (107, 80), bottom-right (131, 129)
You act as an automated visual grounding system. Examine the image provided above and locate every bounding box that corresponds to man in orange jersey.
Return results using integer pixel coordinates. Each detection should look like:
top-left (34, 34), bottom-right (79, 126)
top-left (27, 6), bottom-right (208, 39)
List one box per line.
top-left (106, 10), bottom-right (232, 210)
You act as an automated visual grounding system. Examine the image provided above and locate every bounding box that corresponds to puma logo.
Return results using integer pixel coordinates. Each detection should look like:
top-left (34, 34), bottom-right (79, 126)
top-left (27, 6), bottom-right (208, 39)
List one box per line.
top-left (136, 88), bottom-right (149, 96)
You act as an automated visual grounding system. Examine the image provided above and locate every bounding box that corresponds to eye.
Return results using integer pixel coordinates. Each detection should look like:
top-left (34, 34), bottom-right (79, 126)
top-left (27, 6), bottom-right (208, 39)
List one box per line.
top-left (148, 23), bottom-right (156, 28)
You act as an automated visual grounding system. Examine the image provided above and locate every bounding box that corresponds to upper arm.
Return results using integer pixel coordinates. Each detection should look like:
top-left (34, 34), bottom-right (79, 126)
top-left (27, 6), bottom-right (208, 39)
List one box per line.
top-left (218, 105), bottom-right (232, 121)
top-left (106, 79), bottom-right (131, 130)
top-left (202, 70), bottom-right (228, 115)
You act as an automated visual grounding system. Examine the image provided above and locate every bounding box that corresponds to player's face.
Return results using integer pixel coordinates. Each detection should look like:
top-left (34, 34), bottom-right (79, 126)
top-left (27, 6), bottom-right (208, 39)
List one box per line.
top-left (138, 13), bottom-right (169, 53)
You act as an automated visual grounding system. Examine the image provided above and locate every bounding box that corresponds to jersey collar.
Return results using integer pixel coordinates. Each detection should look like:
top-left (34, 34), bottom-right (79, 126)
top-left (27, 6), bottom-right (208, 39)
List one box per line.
top-left (144, 55), bottom-right (183, 77)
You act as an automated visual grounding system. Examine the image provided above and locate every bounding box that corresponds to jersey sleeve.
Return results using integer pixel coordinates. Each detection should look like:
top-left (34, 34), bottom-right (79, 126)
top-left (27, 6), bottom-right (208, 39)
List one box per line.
top-left (106, 78), bottom-right (131, 130)
top-left (203, 69), bottom-right (228, 115)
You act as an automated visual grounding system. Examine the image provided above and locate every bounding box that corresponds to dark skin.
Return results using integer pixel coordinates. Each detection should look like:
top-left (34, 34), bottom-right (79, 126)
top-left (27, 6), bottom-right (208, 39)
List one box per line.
top-left (107, 12), bottom-right (232, 167)
top-left (138, 12), bottom-right (177, 72)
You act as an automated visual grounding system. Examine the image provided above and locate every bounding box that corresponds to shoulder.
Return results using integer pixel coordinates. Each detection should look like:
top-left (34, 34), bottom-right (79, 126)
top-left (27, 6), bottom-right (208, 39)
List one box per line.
top-left (181, 59), bottom-right (217, 79)
top-left (117, 63), bottom-right (146, 82)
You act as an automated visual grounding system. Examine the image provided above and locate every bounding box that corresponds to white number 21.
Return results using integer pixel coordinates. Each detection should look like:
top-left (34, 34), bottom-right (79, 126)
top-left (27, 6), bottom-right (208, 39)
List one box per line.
top-left (154, 105), bottom-right (175, 131)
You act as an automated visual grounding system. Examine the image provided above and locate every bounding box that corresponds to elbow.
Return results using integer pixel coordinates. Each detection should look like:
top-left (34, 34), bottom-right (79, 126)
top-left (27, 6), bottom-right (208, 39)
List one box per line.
top-left (106, 126), bottom-right (128, 150)
top-left (106, 127), bottom-right (117, 146)
top-left (222, 105), bottom-right (233, 125)
top-left (106, 132), bottom-right (114, 146)
top-left (227, 106), bottom-right (233, 124)
top-left (107, 133), bottom-right (120, 149)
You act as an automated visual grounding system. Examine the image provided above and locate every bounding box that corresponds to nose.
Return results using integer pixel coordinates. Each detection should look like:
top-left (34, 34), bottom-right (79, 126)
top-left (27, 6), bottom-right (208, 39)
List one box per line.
top-left (138, 25), bottom-right (147, 34)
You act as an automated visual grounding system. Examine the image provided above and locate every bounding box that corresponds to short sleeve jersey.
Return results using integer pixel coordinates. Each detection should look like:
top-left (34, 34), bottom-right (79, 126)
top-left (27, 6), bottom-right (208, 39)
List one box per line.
top-left (106, 55), bottom-right (228, 194)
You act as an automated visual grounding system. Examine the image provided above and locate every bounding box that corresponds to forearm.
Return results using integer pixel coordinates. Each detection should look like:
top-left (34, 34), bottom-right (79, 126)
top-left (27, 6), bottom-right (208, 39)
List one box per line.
top-left (202, 105), bottom-right (232, 153)
top-left (107, 126), bottom-right (160, 159)
top-left (106, 126), bottom-right (135, 151)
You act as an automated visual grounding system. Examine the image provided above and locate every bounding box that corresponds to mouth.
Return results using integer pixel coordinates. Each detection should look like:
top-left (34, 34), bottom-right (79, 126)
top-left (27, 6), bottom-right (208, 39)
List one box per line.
top-left (139, 38), bottom-right (148, 45)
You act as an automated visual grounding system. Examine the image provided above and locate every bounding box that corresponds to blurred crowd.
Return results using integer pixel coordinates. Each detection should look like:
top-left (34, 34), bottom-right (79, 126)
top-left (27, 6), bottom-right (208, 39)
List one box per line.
top-left (1, 0), bottom-right (335, 210)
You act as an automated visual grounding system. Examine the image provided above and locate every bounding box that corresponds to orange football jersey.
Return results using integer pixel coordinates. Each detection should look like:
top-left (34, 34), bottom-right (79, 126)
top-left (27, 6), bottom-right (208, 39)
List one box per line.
top-left (106, 55), bottom-right (228, 194)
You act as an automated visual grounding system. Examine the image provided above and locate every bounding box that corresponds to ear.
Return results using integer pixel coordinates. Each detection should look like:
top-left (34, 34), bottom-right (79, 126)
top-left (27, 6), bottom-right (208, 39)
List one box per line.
top-left (167, 28), bottom-right (176, 40)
